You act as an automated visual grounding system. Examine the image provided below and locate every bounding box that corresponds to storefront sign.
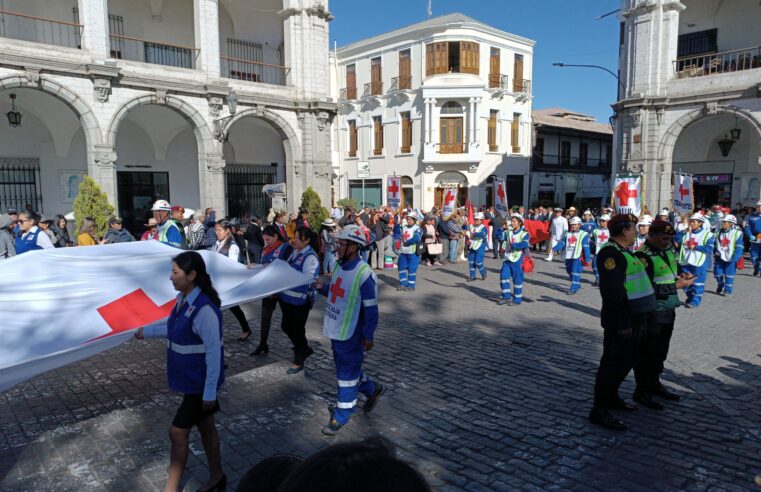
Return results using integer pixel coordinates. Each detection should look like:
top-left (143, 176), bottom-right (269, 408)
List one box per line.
top-left (357, 161), bottom-right (370, 178)
top-left (693, 174), bottom-right (731, 184)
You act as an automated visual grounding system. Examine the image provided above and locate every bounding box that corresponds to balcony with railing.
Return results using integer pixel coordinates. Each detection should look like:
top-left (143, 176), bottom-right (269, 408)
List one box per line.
top-left (532, 153), bottom-right (611, 173)
top-left (363, 81), bottom-right (384, 98)
top-left (221, 57), bottom-right (288, 86)
top-left (388, 75), bottom-right (412, 92)
top-left (489, 74), bottom-right (509, 89)
top-left (339, 87), bottom-right (358, 101)
top-left (513, 79), bottom-right (531, 94)
top-left (0, 8), bottom-right (82, 49)
top-left (439, 142), bottom-right (467, 154)
top-left (109, 34), bottom-right (198, 69)
top-left (674, 46), bottom-right (761, 79)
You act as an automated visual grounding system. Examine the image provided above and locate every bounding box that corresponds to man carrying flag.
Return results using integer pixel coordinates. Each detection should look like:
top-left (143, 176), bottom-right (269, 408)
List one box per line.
top-left (467, 212), bottom-right (488, 282)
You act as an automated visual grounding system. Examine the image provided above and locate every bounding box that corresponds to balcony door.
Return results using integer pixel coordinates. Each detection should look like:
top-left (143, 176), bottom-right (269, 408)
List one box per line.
top-left (489, 47), bottom-right (500, 88)
top-left (371, 57), bottom-right (382, 95)
top-left (440, 118), bottom-right (464, 154)
top-left (513, 54), bottom-right (524, 92)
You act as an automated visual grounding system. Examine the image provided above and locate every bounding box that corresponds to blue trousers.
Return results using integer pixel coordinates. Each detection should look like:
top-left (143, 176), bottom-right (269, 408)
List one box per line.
top-left (565, 258), bottom-right (583, 293)
top-left (714, 259), bottom-right (737, 294)
top-left (447, 238), bottom-right (460, 262)
top-left (331, 330), bottom-right (375, 425)
top-left (683, 263), bottom-right (707, 307)
top-left (398, 253), bottom-right (419, 290)
top-left (751, 243), bottom-right (761, 274)
top-left (468, 247), bottom-right (486, 279)
top-left (500, 259), bottom-right (524, 303)
top-left (592, 255), bottom-right (600, 282)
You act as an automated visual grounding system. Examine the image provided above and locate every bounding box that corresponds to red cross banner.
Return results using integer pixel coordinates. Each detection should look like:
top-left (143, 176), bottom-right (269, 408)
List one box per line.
top-left (387, 176), bottom-right (402, 210)
top-left (494, 177), bottom-right (509, 219)
top-left (441, 187), bottom-right (458, 221)
top-left (612, 174), bottom-right (643, 216)
top-left (0, 241), bottom-right (313, 392)
top-left (673, 172), bottom-right (694, 216)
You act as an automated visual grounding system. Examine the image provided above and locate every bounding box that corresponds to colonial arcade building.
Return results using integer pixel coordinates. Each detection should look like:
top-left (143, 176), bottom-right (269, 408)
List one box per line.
top-left (331, 13), bottom-right (534, 211)
top-left (615, 0), bottom-right (761, 210)
top-left (0, 0), bottom-right (335, 233)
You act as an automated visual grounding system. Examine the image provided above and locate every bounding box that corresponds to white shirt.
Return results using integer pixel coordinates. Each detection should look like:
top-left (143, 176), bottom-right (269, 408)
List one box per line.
top-left (22, 226), bottom-right (54, 249)
top-left (212, 238), bottom-right (239, 261)
top-left (550, 216), bottom-right (569, 240)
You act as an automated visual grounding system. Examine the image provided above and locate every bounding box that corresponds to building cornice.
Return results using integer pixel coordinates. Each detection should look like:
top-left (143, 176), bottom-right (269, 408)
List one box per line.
top-left (613, 83), bottom-right (761, 111)
top-left (278, 5), bottom-right (334, 21)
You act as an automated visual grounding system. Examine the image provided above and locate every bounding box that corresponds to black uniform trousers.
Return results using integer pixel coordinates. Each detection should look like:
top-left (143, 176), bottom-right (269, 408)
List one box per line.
top-left (278, 299), bottom-right (311, 364)
top-left (229, 305), bottom-right (250, 333)
top-left (258, 296), bottom-right (278, 346)
top-left (593, 314), bottom-right (647, 409)
top-left (633, 310), bottom-right (676, 391)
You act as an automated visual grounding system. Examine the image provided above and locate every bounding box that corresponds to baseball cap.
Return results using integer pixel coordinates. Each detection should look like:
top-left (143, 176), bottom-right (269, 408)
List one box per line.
top-left (171, 205), bottom-right (184, 213)
top-left (0, 214), bottom-right (12, 229)
top-left (109, 216), bottom-right (123, 225)
top-left (39, 215), bottom-right (54, 224)
top-left (7, 208), bottom-right (17, 215)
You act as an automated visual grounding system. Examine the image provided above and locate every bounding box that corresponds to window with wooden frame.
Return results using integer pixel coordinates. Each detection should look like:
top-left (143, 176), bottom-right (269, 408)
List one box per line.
top-left (425, 41), bottom-right (479, 76)
top-left (348, 120), bottom-right (357, 157)
top-left (513, 54), bottom-right (524, 92)
top-left (488, 110), bottom-right (498, 151)
top-left (440, 103), bottom-right (465, 154)
top-left (561, 141), bottom-right (572, 166)
top-left (426, 42), bottom-right (448, 76)
top-left (346, 64), bottom-right (357, 99)
top-left (372, 116), bottom-right (384, 156)
top-left (511, 113), bottom-right (521, 153)
top-left (399, 49), bottom-right (411, 89)
top-left (489, 47), bottom-right (500, 88)
top-left (459, 41), bottom-right (480, 75)
top-left (401, 112), bottom-right (412, 153)
top-left (371, 57), bottom-right (382, 95)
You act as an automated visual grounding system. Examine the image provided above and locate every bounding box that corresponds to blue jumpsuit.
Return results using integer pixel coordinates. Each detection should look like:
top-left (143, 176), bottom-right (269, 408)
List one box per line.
top-left (677, 226), bottom-right (715, 308)
top-left (714, 228), bottom-right (743, 295)
top-left (397, 223), bottom-right (422, 290)
top-left (590, 227), bottom-right (610, 284)
top-left (744, 213), bottom-right (761, 275)
top-left (318, 256), bottom-right (379, 426)
top-left (468, 224), bottom-right (488, 280)
top-left (553, 230), bottom-right (591, 294)
top-left (581, 219), bottom-right (596, 236)
top-left (500, 228), bottom-right (530, 303)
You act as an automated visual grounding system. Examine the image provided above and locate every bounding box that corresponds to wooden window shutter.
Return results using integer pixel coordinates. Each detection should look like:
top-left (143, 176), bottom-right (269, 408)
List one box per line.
top-left (349, 120), bottom-right (357, 157)
top-left (399, 50), bottom-right (411, 89)
top-left (488, 110), bottom-right (498, 151)
top-left (434, 42), bottom-right (448, 75)
top-left (346, 64), bottom-right (356, 99)
top-left (401, 112), bottom-right (412, 153)
top-left (513, 54), bottom-right (524, 92)
top-left (461, 42), bottom-right (480, 75)
top-left (373, 117), bottom-right (384, 155)
top-left (371, 58), bottom-right (382, 95)
top-left (489, 47), bottom-right (500, 88)
top-left (426, 44), bottom-right (435, 76)
top-left (511, 113), bottom-right (521, 153)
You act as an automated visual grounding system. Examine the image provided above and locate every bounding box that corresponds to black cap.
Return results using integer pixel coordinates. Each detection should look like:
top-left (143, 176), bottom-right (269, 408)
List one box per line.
top-left (608, 213), bottom-right (638, 229)
top-left (109, 216), bottom-right (123, 224)
top-left (649, 219), bottom-right (676, 236)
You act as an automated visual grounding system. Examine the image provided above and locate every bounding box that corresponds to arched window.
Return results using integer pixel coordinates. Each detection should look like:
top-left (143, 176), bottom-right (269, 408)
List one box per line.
top-left (440, 101), bottom-right (464, 115)
top-left (401, 175), bottom-right (413, 207)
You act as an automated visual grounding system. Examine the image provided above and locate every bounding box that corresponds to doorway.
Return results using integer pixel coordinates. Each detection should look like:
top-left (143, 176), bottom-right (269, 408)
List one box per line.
top-left (117, 171), bottom-right (169, 236)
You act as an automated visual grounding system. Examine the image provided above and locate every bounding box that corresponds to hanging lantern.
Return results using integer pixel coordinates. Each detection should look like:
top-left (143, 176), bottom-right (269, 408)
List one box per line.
top-left (6, 94), bottom-right (21, 128)
top-left (718, 134), bottom-right (735, 157)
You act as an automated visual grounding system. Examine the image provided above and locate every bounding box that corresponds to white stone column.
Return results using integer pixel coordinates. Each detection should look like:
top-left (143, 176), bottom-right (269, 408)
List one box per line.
top-left (92, 145), bottom-right (118, 207)
top-left (194, 0), bottom-right (221, 76)
top-left (201, 154), bottom-right (226, 218)
top-left (424, 98), bottom-right (432, 144)
top-left (78, 0), bottom-right (110, 61)
top-left (474, 98), bottom-right (481, 143)
top-left (468, 98), bottom-right (475, 144)
top-left (430, 98), bottom-right (438, 146)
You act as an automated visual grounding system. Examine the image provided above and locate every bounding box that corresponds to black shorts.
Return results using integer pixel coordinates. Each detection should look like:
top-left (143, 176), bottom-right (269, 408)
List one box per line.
top-left (172, 394), bottom-right (220, 429)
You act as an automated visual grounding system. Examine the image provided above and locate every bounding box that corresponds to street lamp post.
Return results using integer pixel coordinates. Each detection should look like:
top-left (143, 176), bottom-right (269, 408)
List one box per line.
top-left (552, 62), bottom-right (625, 98)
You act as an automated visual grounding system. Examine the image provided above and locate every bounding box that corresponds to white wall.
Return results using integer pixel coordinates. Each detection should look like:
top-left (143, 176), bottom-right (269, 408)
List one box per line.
top-left (109, 0), bottom-right (196, 48)
top-left (218, 0), bottom-right (284, 67)
top-left (680, 0), bottom-right (761, 53)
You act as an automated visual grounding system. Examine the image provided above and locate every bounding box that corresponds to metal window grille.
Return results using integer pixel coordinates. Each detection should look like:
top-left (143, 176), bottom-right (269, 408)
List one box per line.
top-left (73, 9), bottom-right (123, 55)
top-left (225, 164), bottom-right (277, 220)
top-left (226, 38), bottom-right (263, 81)
top-left (0, 158), bottom-right (42, 213)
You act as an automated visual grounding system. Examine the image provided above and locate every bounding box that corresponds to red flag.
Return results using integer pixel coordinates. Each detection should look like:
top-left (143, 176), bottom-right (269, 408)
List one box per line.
top-left (467, 201), bottom-right (474, 226)
top-left (524, 220), bottom-right (550, 245)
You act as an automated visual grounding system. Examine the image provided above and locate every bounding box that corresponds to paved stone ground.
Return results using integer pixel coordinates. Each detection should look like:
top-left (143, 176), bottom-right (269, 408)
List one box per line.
top-left (1, 249), bottom-right (761, 491)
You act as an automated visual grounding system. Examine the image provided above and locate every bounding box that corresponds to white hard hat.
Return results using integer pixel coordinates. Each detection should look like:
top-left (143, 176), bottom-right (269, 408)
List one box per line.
top-left (511, 213), bottom-right (524, 222)
top-left (722, 214), bottom-right (737, 224)
top-left (404, 210), bottom-right (422, 221)
top-left (641, 214), bottom-right (653, 222)
top-left (599, 214), bottom-right (611, 222)
top-left (757, 200), bottom-right (761, 206)
top-left (658, 209), bottom-right (670, 217)
top-left (689, 213), bottom-right (704, 221)
top-left (336, 224), bottom-right (367, 246)
top-left (151, 199), bottom-right (171, 212)
top-left (473, 212), bottom-right (485, 220)
top-left (569, 217), bottom-right (582, 225)
top-left (583, 209), bottom-right (593, 216)
top-left (637, 217), bottom-right (652, 227)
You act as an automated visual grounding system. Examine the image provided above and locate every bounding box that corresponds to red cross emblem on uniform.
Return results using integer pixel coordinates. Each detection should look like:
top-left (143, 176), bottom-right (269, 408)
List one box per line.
top-left (403, 230), bottom-right (411, 241)
top-left (615, 181), bottom-right (638, 206)
top-left (686, 237), bottom-right (699, 249)
top-left (329, 277), bottom-right (346, 304)
top-left (598, 232), bottom-right (609, 243)
top-left (568, 235), bottom-right (578, 247)
top-left (720, 235), bottom-right (730, 248)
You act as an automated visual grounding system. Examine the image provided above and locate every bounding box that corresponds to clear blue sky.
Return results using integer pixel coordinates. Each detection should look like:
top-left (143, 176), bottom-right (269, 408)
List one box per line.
top-left (329, 0), bottom-right (621, 123)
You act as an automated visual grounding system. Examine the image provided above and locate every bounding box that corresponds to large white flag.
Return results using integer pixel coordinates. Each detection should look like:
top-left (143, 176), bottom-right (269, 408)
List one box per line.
top-left (387, 176), bottom-right (402, 210)
top-left (612, 174), bottom-right (643, 216)
top-left (441, 187), bottom-right (458, 221)
top-left (673, 172), bottom-right (694, 216)
top-left (494, 177), bottom-right (509, 219)
top-left (0, 241), bottom-right (312, 392)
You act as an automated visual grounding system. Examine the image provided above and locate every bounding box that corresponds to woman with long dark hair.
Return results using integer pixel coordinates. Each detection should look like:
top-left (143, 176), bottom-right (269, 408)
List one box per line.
top-left (278, 226), bottom-right (319, 374)
top-left (212, 219), bottom-right (252, 341)
top-left (249, 224), bottom-right (293, 356)
top-left (135, 251), bottom-right (226, 492)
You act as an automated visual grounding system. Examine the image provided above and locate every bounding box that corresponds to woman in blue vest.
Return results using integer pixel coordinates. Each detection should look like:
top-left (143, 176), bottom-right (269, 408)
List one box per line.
top-left (135, 251), bottom-right (226, 492)
top-left (211, 219), bottom-right (253, 342)
top-left (249, 225), bottom-right (293, 356)
top-left (279, 226), bottom-right (319, 374)
top-left (15, 211), bottom-right (54, 254)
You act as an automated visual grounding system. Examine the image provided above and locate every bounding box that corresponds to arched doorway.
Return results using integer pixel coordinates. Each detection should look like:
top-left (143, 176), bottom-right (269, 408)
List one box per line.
top-left (434, 171), bottom-right (468, 208)
top-left (223, 116), bottom-right (286, 219)
top-left (401, 175), bottom-right (414, 208)
top-left (671, 112), bottom-right (761, 208)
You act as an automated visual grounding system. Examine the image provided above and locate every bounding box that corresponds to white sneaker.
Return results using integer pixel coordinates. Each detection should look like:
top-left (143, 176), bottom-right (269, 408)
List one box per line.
top-left (546, 257), bottom-right (553, 262)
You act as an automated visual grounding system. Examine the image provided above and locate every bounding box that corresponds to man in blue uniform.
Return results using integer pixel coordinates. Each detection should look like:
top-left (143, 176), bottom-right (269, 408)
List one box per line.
top-left (744, 200), bottom-right (761, 276)
top-left (467, 212), bottom-right (488, 281)
top-left (714, 214), bottom-right (743, 296)
top-left (316, 225), bottom-right (383, 436)
top-left (396, 211), bottom-right (422, 291)
top-left (498, 213), bottom-right (530, 306)
top-left (553, 216), bottom-right (591, 294)
top-left (151, 200), bottom-right (184, 248)
top-left (580, 210), bottom-right (596, 235)
top-left (591, 214), bottom-right (611, 287)
top-left (676, 213), bottom-right (715, 308)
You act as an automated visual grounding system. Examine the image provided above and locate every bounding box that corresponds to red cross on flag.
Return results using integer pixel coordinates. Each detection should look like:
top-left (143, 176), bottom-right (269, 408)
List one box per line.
top-left (494, 177), bottom-right (509, 219)
top-left (441, 187), bottom-right (458, 220)
top-left (673, 172), bottom-right (694, 216)
top-left (387, 176), bottom-right (402, 210)
top-left (613, 175), bottom-right (643, 216)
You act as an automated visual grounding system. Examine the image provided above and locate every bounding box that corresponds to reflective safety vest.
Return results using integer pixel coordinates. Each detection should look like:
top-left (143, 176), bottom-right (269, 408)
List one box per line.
top-left (599, 242), bottom-right (656, 314)
top-left (678, 227), bottom-right (711, 267)
top-left (15, 227), bottom-right (42, 255)
top-left (564, 230), bottom-right (588, 260)
top-left (158, 220), bottom-right (183, 247)
top-left (400, 224), bottom-right (420, 255)
top-left (593, 228), bottom-right (609, 251)
top-left (280, 246), bottom-right (318, 305)
top-left (323, 261), bottom-right (375, 341)
top-left (640, 245), bottom-right (678, 286)
top-left (716, 229), bottom-right (742, 262)
top-left (505, 229), bottom-right (528, 262)
top-left (470, 224), bottom-right (486, 251)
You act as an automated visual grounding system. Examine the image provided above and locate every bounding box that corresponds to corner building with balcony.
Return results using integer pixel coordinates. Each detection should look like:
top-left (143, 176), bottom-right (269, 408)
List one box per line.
top-left (0, 0), bottom-right (335, 234)
top-left (331, 13), bottom-right (534, 211)
top-left (615, 0), bottom-right (761, 210)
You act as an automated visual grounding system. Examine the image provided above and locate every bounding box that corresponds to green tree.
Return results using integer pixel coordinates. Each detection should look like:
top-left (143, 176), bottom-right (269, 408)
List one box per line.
top-left (336, 197), bottom-right (358, 211)
top-left (72, 175), bottom-right (114, 237)
top-left (300, 186), bottom-right (329, 232)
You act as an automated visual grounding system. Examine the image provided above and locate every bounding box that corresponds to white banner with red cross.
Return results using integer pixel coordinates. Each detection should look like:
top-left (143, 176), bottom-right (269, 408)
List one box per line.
top-left (0, 241), bottom-right (313, 392)
top-left (494, 177), bottom-right (509, 219)
top-left (441, 187), bottom-right (458, 221)
top-left (387, 176), bottom-right (402, 210)
top-left (672, 172), bottom-right (694, 216)
top-left (612, 174), bottom-right (643, 216)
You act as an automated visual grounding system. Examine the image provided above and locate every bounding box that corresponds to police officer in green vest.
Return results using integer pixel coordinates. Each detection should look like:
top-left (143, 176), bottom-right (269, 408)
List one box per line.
top-left (633, 219), bottom-right (695, 408)
top-left (589, 214), bottom-right (657, 430)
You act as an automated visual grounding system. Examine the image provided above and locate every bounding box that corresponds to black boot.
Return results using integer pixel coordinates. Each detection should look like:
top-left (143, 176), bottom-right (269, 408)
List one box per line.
top-left (652, 383), bottom-right (680, 401)
top-left (588, 407), bottom-right (627, 430)
top-left (633, 390), bottom-right (664, 410)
